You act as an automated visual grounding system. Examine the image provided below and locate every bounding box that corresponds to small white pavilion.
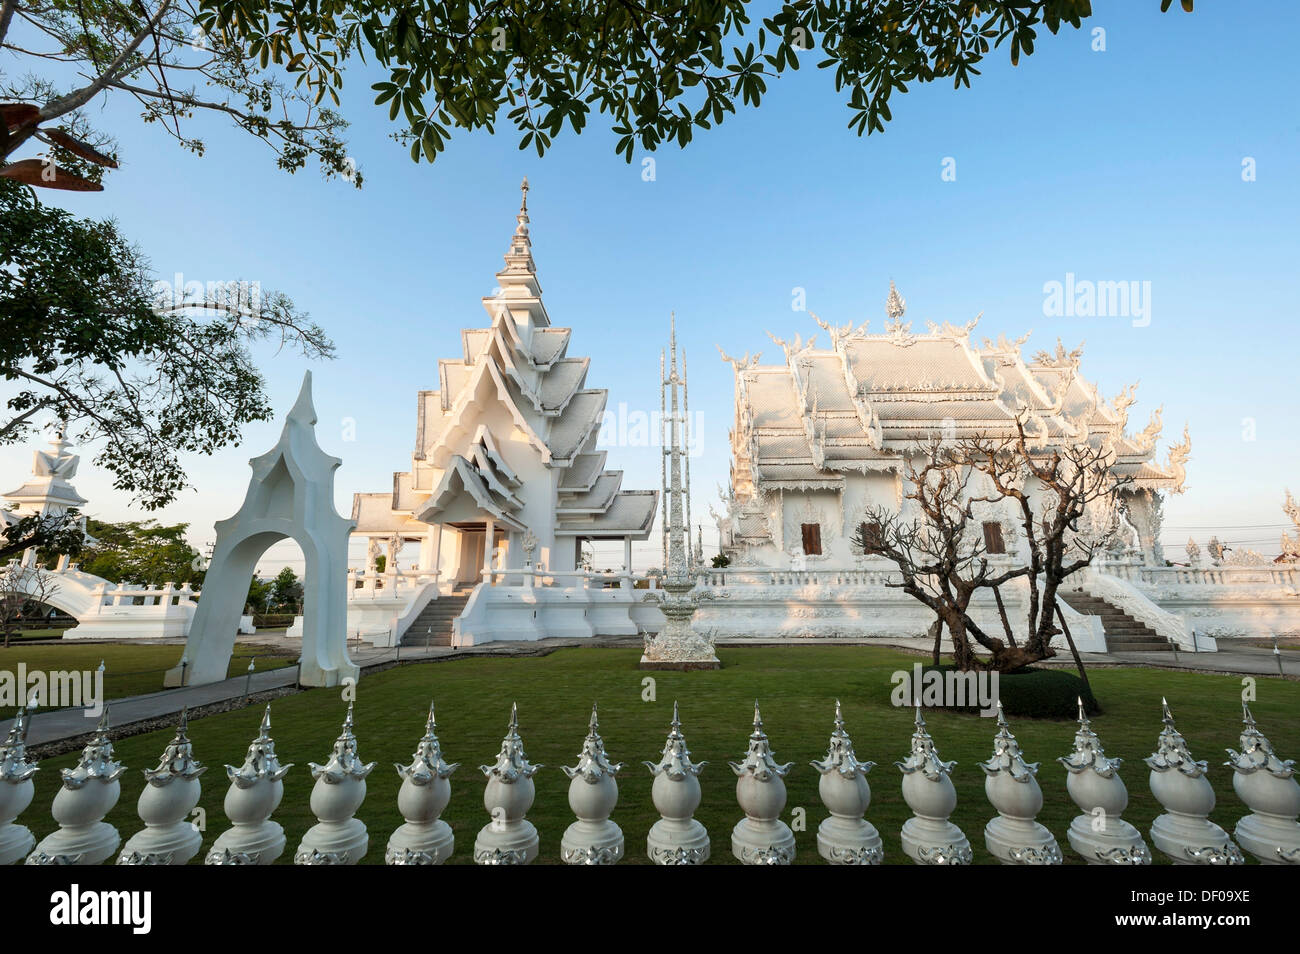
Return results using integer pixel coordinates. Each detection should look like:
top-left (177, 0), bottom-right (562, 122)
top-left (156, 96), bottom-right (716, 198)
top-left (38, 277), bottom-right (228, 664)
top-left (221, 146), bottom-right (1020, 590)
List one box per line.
top-left (2, 432), bottom-right (91, 568)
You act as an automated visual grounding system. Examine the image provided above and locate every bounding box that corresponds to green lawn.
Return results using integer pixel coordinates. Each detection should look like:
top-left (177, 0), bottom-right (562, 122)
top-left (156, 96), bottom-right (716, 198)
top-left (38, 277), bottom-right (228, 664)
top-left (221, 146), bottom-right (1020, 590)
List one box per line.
top-left (18, 646), bottom-right (1299, 864)
top-left (3, 626), bottom-right (74, 642)
top-left (0, 643), bottom-right (295, 722)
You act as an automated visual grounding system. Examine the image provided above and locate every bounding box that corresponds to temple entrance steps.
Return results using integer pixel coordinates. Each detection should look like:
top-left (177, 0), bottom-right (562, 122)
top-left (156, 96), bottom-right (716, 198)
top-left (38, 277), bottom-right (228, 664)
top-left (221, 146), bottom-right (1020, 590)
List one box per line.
top-left (399, 589), bottom-right (473, 647)
top-left (1060, 589), bottom-right (1173, 652)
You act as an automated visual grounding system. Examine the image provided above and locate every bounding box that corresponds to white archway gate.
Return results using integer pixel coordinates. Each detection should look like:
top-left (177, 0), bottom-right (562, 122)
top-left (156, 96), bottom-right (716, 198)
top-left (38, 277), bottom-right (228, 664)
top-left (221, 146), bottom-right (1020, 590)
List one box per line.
top-left (165, 373), bottom-right (357, 688)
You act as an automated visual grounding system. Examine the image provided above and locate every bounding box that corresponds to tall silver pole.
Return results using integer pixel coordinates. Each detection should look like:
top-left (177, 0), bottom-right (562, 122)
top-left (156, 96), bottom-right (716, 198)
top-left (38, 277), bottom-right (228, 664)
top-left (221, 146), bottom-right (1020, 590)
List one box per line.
top-left (660, 346), bottom-right (667, 573)
top-left (683, 346), bottom-right (693, 571)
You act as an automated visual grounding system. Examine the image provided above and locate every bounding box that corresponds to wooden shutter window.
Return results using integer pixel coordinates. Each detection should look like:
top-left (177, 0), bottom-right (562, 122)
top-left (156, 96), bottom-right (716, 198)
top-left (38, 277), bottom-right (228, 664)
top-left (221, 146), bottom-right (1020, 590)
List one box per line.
top-left (801, 523), bottom-right (822, 556)
top-left (983, 521), bottom-right (1006, 555)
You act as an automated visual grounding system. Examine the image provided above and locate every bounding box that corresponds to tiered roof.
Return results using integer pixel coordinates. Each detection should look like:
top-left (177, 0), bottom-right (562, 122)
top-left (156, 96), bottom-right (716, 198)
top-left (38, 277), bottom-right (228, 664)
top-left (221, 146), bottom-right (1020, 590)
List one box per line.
top-left (726, 283), bottom-right (1190, 499)
top-left (352, 181), bottom-right (657, 541)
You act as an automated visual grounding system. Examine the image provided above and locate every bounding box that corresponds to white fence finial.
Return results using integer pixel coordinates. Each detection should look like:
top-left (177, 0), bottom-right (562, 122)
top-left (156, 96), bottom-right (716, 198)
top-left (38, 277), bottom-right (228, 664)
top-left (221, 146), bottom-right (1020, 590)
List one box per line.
top-left (386, 701), bottom-right (459, 865)
top-left (119, 708), bottom-right (206, 865)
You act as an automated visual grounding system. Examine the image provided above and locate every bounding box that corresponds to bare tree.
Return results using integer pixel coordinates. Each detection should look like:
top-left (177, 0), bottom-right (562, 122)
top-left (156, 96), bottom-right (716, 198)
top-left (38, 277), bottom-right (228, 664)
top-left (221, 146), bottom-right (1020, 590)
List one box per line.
top-left (0, 558), bottom-right (60, 648)
top-left (857, 413), bottom-right (1131, 673)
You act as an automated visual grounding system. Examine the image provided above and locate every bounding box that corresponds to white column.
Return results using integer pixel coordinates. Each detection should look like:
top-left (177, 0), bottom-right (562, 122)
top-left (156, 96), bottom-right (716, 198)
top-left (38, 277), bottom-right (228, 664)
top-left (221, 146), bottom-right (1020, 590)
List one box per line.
top-left (622, 537), bottom-right (633, 590)
top-left (483, 519), bottom-right (495, 584)
top-left (432, 524), bottom-right (443, 591)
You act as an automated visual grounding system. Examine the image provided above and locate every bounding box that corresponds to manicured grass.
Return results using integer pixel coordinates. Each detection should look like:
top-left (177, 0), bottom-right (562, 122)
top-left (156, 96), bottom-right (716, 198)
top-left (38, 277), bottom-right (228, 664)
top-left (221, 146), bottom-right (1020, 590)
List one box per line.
top-left (0, 643), bottom-right (295, 722)
top-left (3, 626), bottom-right (74, 642)
top-left (21, 646), bottom-right (1299, 864)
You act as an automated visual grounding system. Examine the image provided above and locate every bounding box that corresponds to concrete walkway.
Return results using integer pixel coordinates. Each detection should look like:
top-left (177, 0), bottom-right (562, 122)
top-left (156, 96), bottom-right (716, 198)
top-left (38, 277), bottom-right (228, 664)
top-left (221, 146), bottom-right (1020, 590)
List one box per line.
top-left (4, 636), bottom-right (1295, 748)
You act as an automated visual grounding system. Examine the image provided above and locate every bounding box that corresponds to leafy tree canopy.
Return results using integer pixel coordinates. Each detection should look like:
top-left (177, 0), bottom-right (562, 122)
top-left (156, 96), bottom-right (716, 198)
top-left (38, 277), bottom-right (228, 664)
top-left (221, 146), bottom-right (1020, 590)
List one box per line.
top-left (197, 0), bottom-right (1191, 165)
top-left (77, 518), bottom-right (206, 587)
top-left (0, 179), bottom-right (332, 503)
top-left (1, 0), bottom-right (353, 182)
top-left (2, 1), bottom-right (1192, 183)
top-left (268, 565), bottom-right (302, 610)
top-left (0, 178), bottom-right (332, 555)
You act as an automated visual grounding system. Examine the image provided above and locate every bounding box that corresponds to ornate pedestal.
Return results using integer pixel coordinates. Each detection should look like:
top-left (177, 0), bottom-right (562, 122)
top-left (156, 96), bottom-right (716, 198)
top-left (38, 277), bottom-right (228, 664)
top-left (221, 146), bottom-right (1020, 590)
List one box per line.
top-left (295, 704), bottom-right (375, 865)
top-left (27, 711), bottom-right (124, 866)
top-left (639, 581), bottom-right (720, 671)
top-left (1227, 703), bottom-right (1300, 865)
top-left (560, 704), bottom-right (624, 864)
top-left (980, 702), bottom-right (1061, 865)
top-left (119, 709), bottom-right (205, 865)
top-left (645, 702), bottom-right (710, 865)
top-left (0, 708), bottom-right (37, 865)
top-left (1146, 699), bottom-right (1243, 865)
top-left (729, 702), bottom-right (795, 865)
top-left (896, 707), bottom-right (972, 865)
top-left (387, 703), bottom-right (459, 865)
top-left (206, 705), bottom-right (292, 865)
top-left (1058, 697), bottom-right (1150, 864)
top-left (811, 700), bottom-right (882, 864)
top-left (474, 703), bottom-right (541, 865)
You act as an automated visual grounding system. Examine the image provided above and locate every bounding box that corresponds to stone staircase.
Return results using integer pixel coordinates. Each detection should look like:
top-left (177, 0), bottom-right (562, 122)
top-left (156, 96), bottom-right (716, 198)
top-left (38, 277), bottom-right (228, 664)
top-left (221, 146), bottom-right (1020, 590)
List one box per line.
top-left (400, 590), bottom-right (472, 647)
top-left (1061, 589), bottom-right (1172, 652)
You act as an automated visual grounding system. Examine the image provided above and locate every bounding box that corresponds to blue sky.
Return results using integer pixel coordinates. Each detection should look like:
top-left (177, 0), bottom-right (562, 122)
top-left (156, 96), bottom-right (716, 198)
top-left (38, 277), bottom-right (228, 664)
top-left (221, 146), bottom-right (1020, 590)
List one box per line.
top-left (5, 1), bottom-right (1298, 571)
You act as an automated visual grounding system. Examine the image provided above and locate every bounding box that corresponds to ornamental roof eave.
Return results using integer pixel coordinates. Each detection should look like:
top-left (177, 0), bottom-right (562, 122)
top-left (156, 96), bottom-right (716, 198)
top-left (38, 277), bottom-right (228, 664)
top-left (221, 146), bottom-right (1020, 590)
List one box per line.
top-left (350, 492), bottom-right (429, 535)
top-left (729, 299), bottom-right (1188, 498)
top-left (413, 456), bottom-right (526, 531)
top-left (555, 489), bottom-right (659, 539)
top-left (425, 357), bottom-right (552, 469)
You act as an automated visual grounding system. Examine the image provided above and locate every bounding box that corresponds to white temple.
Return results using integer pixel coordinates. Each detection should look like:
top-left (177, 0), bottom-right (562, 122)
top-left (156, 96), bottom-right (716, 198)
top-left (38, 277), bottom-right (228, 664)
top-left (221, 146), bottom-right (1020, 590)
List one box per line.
top-left (715, 284), bottom-right (1189, 570)
top-left (347, 181), bottom-right (660, 645)
top-left (697, 286), bottom-right (1299, 651)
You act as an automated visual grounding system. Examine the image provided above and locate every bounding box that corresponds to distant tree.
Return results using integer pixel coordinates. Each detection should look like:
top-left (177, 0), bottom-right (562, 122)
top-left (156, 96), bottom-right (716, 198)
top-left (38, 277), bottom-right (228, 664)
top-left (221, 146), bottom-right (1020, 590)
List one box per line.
top-left (373, 554), bottom-right (387, 574)
top-left (0, 179), bottom-right (332, 560)
top-left (244, 575), bottom-right (273, 614)
top-left (269, 566), bottom-right (302, 612)
top-left (711, 553), bottom-right (730, 568)
top-left (76, 519), bottom-right (205, 587)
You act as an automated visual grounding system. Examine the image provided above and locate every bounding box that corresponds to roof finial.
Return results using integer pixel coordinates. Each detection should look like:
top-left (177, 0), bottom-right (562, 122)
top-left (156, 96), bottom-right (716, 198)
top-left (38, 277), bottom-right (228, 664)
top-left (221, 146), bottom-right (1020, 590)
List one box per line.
top-left (503, 180), bottom-right (536, 273)
top-left (514, 178), bottom-right (530, 236)
top-left (885, 280), bottom-right (906, 321)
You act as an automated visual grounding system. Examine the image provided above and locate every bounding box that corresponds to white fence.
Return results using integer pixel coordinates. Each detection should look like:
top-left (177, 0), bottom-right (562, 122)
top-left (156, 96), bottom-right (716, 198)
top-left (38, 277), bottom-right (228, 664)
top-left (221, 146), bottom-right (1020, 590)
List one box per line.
top-left (3, 698), bottom-right (1294, 866)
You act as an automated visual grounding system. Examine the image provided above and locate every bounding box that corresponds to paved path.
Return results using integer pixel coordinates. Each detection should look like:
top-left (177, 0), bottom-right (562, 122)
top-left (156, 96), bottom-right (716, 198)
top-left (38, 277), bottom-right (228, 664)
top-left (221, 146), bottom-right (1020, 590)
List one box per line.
top-left (4, 636), bottom-right (1294, 748)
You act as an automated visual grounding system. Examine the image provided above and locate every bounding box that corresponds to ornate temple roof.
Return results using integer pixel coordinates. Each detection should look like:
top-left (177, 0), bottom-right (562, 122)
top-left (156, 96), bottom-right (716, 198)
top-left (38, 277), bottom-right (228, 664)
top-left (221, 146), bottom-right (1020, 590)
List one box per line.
top-left (726, 283), bottom-right (1190, 499)
top-left (352, 181), bottom-right (657, 541)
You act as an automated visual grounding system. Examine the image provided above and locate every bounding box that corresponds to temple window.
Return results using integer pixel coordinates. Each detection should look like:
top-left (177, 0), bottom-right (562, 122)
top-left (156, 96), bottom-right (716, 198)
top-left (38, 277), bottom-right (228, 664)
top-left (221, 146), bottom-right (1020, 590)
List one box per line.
top-left (983, 521), bottom-right (1006, 555)
top-left (801, 523), bottom-right (823, 556)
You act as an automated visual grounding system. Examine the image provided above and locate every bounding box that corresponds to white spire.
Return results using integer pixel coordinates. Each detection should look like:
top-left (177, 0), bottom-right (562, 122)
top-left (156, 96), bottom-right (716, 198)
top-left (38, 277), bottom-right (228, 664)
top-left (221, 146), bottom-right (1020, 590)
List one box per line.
top-left (502, 177), bottom-right (535, 274)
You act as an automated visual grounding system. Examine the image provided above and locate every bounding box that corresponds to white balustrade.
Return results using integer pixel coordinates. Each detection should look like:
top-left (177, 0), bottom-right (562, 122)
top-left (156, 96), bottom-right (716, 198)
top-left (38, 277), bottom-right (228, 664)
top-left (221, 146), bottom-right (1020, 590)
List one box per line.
top-left (5, 694), bottom-right (1292, 866)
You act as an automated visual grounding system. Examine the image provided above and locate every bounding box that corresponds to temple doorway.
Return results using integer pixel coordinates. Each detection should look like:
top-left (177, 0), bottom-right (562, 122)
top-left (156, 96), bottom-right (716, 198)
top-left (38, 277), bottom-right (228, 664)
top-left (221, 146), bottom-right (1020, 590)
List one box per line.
top-left (457, 529), bottom-right (485, 586)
